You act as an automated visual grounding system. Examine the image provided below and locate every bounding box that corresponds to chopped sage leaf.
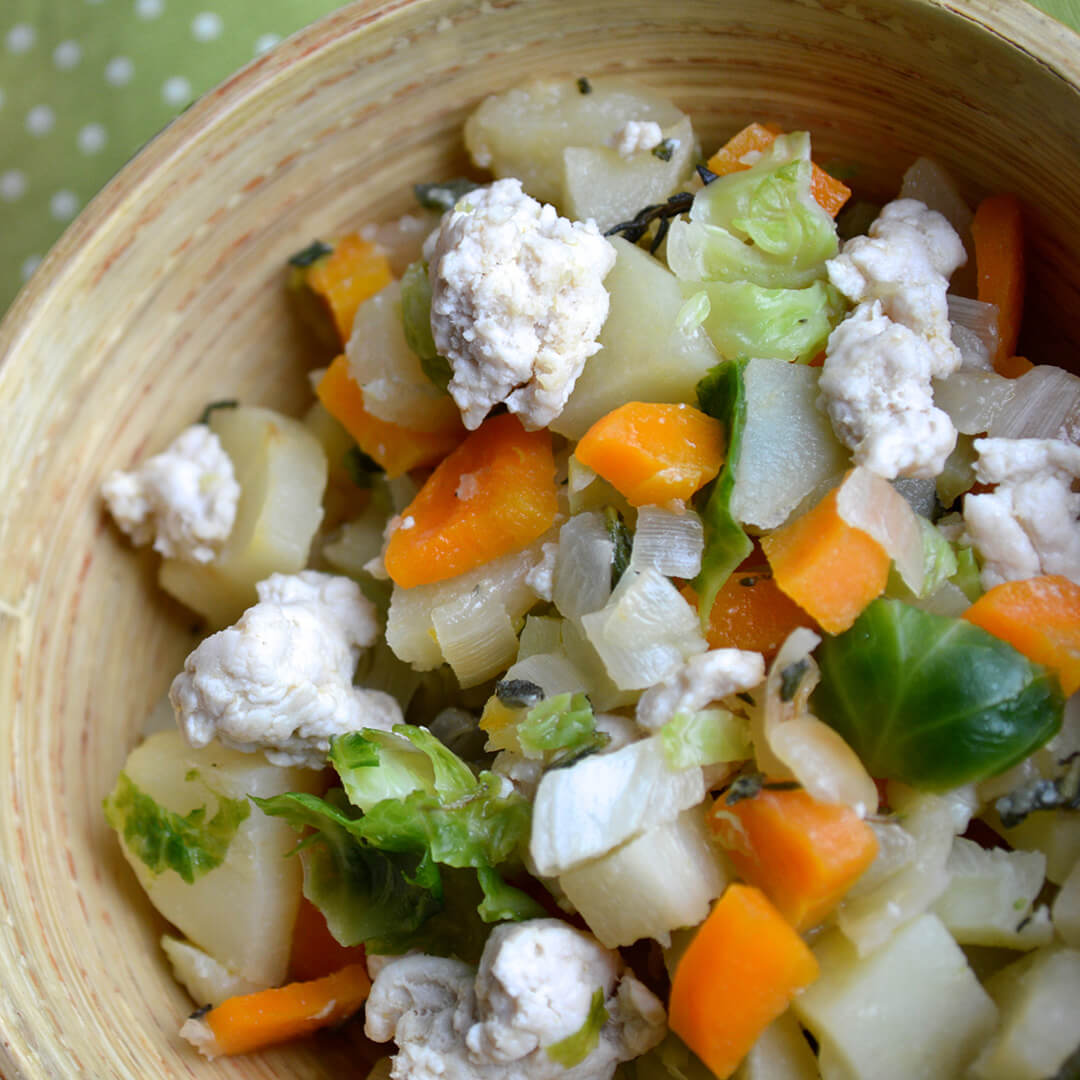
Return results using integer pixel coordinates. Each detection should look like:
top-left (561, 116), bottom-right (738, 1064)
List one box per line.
top-left (576, 76), bottom-right (592, 95)
top-left (414, 178), bottom-right (482, 213)
top-left (495, 678), bottom-right (545, 709)
top-left (603, 506), bottom-right (633, 589)
top-left (546, 988), bottom-right (608, 1067)
top-left (343, 446), bottom-right (383, 488)
top-left (103, 772), bottom-right (250, 885)
top-left (725, 771), bottom-right (765, 805)
top-left (996, 753), bottom-right (1080, 829)
top-left (652, 139), bottom-right (677, 162)
top-left (287, 239), bottom-right (334, 268)
top-left (779, 658), bottom-right (810, 703)
top-left (197, 399), bottom-right (238, 425)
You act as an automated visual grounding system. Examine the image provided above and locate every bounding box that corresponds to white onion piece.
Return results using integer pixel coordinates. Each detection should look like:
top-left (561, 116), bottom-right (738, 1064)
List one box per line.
top-left (900, 158), bottom-right (974, 238)
top-left (629, 505), bottom-right (704, 579)
top-left (847, 822), bottom-right (918, 899)
top-left (836, 788), bottom-right (954, 955)
top-left (948, 295), bottom-right (999, 371)
top-left (933, 369), bottom-right (1015, 435)
top-left (501, 651), bottom-right (586, 699)
top-left (553, 511), bottom-right (614, 621)
top-left (581, 567), bottom-right (707, 691)
top-left (559, 618), bottom-right (640, 712)
top-left (835, 466), bottom-right (925, 596)
top-left (517, 614), bottom-right (563, 660)
top-left (989, 364), bottom-right (1080, 443)
top-left (432, 588), bottom-right (518, 688)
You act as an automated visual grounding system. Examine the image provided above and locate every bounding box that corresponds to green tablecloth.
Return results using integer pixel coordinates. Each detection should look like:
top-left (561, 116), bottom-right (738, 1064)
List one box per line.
top-left (1, 0), bottom-right (1078, 314)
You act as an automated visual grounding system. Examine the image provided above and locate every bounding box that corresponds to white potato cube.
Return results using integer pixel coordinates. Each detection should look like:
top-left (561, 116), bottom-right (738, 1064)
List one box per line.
top-left (733, 1010), bottom-right (820, 1080)
top-left (107, 730), bottom-right (321, 986)
top-left (931, 837), bottom-right (1051, 949)
top-left (970, 947), bottom-right (1080, 1080)
top-left (1052, 858), bottom-right (1080, 946)
top-left (160, 935), bottom-right (261, 1007)
top-left (559, 807), bottom-right (727, 948)
top-left (793, 914), bottom-right (997, 1080)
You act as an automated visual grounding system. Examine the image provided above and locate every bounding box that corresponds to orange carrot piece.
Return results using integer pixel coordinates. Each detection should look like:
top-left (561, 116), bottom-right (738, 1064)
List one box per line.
top-left (760, 483), bottom-right (890, 634)
top-left (996, 354), bottom-right (1034, 380)
top-left (708, 788), bottom-right (879, 931)
top-left (316, 355), bottom-right (464, 478)
top-left (384, 412), bottom-right (558, 588)
top-left (706, 122), bottom-right (851, 218)
top-left (685, 572), bottom-right (819, 662)
top-left (574, 401), bottom-right (726, 507)
top-left (289, 897), bottom-right (367, 983)
top-left (290, 234), bottom-right (393, 347)
top-left (190, 963), bottom-right (371, 1057)
top-left (971, 194), bottom-right (1025, 371)
top-left (963, 575), bottom-right (1080, 695)
top-left (669, 884), bottom-right (819, 1079)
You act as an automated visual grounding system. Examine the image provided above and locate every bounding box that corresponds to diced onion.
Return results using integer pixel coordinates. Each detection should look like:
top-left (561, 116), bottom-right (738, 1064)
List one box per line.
top-left (989, 365), bottom-right (1080, 443)
top-left (900, 158), bottom-right (974, 239)
top-left (517, 614), bottom-right (564, 661)
top-left (553, 511), bottom-right (614, 620)
top-left (835, 466), bottom-right (925, 596)
top-left (559, 618), bottom-right (640, 712)
top-left (948, 295), bottom-right (1000, 371)
top-left (629, 505), bottom-right (704, 579)
top-left (432, 588), bottom-right (518, 688)
top-left (501, 651), bottom-right (587, 699)
top-left (581, 568), bottom-right (706, 690)
top-left (847, 823), bottom-right (917, 899)
top-left (753, 626), bottom-right (878, 817)
top-left (933, 369), bottom-right (1015, 435)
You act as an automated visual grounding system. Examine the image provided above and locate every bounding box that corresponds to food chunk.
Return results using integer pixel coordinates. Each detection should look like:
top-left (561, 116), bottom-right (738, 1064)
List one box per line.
top-left (426, 178), bottom-right (616, 430)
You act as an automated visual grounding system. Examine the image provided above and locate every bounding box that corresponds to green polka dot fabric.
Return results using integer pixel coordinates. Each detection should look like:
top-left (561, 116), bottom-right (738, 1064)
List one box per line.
top-left (1, 1), bottom-right (1078, 316)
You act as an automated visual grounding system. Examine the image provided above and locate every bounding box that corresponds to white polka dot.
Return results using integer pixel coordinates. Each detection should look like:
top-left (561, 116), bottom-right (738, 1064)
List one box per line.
top-left (50, 190), bottom-right (80, 222)
top-left (191, 12), bottom-right (223, 42)
top-left (135, 0), bottom-right (165, 17)
top-left (5, 24), bottom-right (36, 55)
top-left (77, 123), bottom-right (108, 154)
top-left (0, 170), bottom-right (27, 202)
top-left (105, 56), bottom-right (135, 86)
top-left (161, 75), bottom-right (192, 107)
top-left (53, 40), bottom-right (83, 70)
top-left (25, 105), bottom-right (55, 137)
top-left (253, 33), bottom-right (281, 56)
top-left (21, 255), bottom-right (42, 282)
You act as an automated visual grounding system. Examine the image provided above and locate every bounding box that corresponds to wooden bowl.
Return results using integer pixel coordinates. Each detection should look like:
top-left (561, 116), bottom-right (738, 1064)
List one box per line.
top-left (0, 0), bottom-right (1077, 1076)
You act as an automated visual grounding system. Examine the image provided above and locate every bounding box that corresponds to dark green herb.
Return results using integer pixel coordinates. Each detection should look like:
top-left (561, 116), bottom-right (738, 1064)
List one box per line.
top-left (603, 506), bottom-right (633, 588)
top-left (652, 139), bottom-right (677, 162)
top-left (740, 576), bottom-right (758, 587)
top-left (103, 772), bottom-right (250, 884)
top-left (996, 753), bottom-right (1080, 828)
top-left (576, 76), bottom-right (592, 95)
top-left (1049, 1042), bottom-right (1080, 1080)
top-left (725, 771), bottom-right (765, 804)
top-left (736, 692), bottom-right (755, 705)
top-left (287, 239), bottom-right (334, 268)
top-left (605, 190), bottom-right (695, 253)
top-left (495, 678), bottom-right (545, 708)
top-left (696, 164), bottom-right (719, 185)
top-left (812, 598), bottom-right (1064, 791)
top-left (414, 178), bottom-right (482, 213)
top-left (779, 658), bottom-right (810, 703)
top-left (400, 260), bottom-right (453, 393)
top-left (197, 399), bottom-right (239, 425)
top-left (342, 446), bottom-right (383, 488)
top-left (421, 353), bottom-right (454, 393)
top-left (547, 988), bottom-right (608, 1067)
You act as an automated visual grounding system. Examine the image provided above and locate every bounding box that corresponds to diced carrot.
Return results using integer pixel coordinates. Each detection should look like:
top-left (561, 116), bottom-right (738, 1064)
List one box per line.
top-left (384, 412), bottom-right (558, 588)
top-left (996, 354), bottom-right (1034, 379)
top-left (971, 194), bottom-right (1025, 371)
top-left (685, 573), bottom-right (819, 662)
top-left (963, 574), bottom-right (1080, 695)
top-left (760, 482), bottom-right (890, 634)
top-left (669, 884), bottom-right (819, 1080)
top-left (289, 897), bottom-right (367, 983)
top-left (184, 963), bottom-right (371, 1058)
top-left (706, 122), bottom-right (851, 218)
top-left (316, 355), bottom-right (464, 478)
top-left (708, 787), bottom-right (879, 931)
top-left (288, 234), bottom-right (393, 347)
top-left (574, 401), bottom-right (726, 507)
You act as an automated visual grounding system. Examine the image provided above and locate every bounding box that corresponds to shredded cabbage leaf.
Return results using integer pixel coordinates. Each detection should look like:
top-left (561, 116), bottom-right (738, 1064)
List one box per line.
top-left (660, 708), bottom-right (751, 769)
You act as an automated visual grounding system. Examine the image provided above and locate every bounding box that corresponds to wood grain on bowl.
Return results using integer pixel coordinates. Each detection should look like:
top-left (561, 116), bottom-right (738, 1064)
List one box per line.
top-left (0, 0), bottom-right (1078, 1076)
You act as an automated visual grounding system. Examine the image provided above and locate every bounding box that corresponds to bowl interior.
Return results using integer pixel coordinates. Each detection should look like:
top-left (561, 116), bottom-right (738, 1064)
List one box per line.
top-left (0, 0), bottom-right (1078, 1076)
